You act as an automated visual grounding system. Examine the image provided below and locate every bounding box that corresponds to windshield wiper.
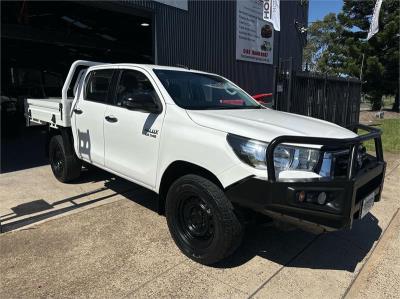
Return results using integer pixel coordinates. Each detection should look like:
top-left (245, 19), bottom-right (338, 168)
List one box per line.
top-left (184, 105), bottom-right (264, 110)
top-left (218, 105), bottom-right (264, 109)
top-left (245, 106), bottom-right (264, 109)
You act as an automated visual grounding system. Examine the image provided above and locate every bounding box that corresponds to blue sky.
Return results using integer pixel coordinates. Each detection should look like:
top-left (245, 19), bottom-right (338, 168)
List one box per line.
top-left (308, 0), bottom-right (343, 23)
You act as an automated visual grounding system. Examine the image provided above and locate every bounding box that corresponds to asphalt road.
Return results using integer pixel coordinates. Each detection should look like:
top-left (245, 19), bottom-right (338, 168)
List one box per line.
top-left (1, 154), bottom-right (399, 298)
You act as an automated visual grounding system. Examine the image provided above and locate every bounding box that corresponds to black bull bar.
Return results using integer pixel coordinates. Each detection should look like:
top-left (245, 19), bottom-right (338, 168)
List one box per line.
top-left (226, 124), bottom-right (386, 232)
top-left (266, 124), bottom-right (384, 182)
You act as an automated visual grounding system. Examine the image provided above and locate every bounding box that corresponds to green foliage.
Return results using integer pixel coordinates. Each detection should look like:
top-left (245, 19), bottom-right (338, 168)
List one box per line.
top-left (303, 13), bottom-right (345, 74)
top-left (304, 0), bottom-right (400, 110)
top-left (361, 119), bottom-right (400, 153)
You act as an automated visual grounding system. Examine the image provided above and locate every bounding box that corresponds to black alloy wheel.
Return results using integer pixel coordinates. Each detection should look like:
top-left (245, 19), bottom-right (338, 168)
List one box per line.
top-left (166, 174), bottom-right (243, 265)
top-left (49, 135), bottom-right (81, 183)
top-left (178, 196), bottom-right (215, 250)
top-left (51, 142), bottom-right (65, 178)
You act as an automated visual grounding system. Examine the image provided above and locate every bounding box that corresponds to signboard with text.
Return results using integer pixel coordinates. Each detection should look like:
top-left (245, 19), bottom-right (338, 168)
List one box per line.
top-left (236, 0), bottom-right (274, 64)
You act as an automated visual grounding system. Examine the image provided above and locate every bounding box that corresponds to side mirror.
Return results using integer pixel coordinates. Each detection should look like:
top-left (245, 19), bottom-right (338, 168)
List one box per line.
top-left (122, 93), bottom-right (161, 114)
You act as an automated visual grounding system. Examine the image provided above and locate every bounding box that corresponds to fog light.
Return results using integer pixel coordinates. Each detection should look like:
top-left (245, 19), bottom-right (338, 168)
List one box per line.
top-left (317, 192), bottom-right (327, 205)
top-left (298, 191), bottom-right (306, 202)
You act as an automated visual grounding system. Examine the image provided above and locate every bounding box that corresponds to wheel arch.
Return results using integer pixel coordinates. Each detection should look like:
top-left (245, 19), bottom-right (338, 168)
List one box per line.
top-left (46, 126), bottom-right (74, 157)
top-left (157, 160), bottom-right (224, 214)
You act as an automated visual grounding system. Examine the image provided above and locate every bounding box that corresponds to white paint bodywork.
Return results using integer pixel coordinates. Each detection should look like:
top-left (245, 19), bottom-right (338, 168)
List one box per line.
top-left (26, 61), bottom-right (358, 193)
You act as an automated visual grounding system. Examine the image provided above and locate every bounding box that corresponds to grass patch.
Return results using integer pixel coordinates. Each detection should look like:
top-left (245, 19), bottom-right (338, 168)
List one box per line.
top-left (359, 119), bottom-right (400, 153)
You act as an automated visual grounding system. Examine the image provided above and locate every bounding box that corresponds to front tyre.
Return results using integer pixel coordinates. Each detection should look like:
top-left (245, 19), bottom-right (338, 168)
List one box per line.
top-left (49, 135), bottom-right (81, 183)
top-left (166, 175), bottom-right (243, 265)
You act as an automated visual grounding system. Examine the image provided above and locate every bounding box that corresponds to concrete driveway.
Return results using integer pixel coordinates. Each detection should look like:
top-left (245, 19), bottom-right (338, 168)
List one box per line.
top-left (1, 154), bottom-right (399, 298)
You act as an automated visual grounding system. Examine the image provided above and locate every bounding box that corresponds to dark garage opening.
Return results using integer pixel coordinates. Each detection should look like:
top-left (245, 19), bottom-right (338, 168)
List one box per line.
top-left (1, 1), bottom-right (154, 172)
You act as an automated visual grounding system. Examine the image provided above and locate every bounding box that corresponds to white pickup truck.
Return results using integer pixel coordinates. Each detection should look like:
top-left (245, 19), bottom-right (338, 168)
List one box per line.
top-left (26, 60), bottom-right (386, 265)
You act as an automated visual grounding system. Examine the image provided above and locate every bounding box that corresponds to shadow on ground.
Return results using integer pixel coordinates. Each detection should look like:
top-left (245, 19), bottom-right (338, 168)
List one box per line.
top-left (2, 166), bottom-right (381, 273)
top-left (216, 212), bottom-right (381, 272)
top-left (0, 167), bottom-right (138, 232)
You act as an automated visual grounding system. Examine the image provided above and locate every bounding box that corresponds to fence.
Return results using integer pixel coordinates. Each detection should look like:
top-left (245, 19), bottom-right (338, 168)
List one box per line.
top-left (274, 62), bottom-right (361, 127)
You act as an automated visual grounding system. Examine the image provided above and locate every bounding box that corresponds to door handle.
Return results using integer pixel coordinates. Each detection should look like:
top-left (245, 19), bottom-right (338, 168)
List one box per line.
top-left (105, 115), bottom-right (118, 123)
top-left (73, 108), bottom-right (83, 115)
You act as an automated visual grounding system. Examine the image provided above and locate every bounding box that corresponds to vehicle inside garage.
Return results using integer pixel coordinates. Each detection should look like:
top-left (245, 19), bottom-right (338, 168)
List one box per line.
top-left (1, 1), bottom-right (153, 128)
top-left (1, 1), bottom-right (154, 172)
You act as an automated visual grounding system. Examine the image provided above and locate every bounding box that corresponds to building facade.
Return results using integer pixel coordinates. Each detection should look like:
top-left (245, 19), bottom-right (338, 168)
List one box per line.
top-left (2, 0), bottom-right (308, 100)
top-left (125, 0), bottom-right (308, 94)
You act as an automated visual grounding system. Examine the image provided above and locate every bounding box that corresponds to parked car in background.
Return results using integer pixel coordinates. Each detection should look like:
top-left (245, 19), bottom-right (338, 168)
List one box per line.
top-left (1, 94), bottom-right (17, 117)
top-left (2, 66), bottom-right (64, 121)
top-left (253, 93), bottom-right (273, 108)
top-left (220, 93), bottom-right (273, 108)
top-left (1, 94), bottom-right (18, 136)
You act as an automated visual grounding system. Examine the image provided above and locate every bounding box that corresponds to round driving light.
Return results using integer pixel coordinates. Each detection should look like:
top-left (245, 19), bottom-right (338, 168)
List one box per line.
top-left (298, 191), bottom-right (306, 202)
top-left (317, 192), bottom-right (327, 205)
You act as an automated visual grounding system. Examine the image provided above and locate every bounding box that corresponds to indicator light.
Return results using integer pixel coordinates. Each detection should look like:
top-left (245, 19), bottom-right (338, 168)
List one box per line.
top-left (298, 191), bottom-right (306, 202)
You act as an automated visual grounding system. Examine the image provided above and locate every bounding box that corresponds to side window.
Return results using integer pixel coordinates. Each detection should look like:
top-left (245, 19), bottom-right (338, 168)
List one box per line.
top-left (85, 69), bottom-right (113, 103)
top-left (115, 70), bottom-right (157, 107)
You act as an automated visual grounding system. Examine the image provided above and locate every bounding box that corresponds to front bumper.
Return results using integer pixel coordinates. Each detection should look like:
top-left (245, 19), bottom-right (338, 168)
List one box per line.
top-left (225, 124), bottom-right (386, 232)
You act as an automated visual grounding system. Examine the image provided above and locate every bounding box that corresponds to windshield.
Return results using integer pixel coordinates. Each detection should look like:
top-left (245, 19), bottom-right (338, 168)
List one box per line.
top-left (153, 69), bottom-right (262, 110)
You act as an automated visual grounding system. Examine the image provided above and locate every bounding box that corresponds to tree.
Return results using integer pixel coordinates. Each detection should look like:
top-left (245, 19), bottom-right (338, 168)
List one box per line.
top-left (339, 0), bottom-right (399, 110)
top-left (303, 13), bottom-right (346, 75)
top-left (304, 0), bottom-right (399, 111)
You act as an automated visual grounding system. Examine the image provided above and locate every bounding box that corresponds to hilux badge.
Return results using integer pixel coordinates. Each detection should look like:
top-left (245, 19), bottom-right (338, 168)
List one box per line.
top-left (144, 128), bottom-right (159, 138)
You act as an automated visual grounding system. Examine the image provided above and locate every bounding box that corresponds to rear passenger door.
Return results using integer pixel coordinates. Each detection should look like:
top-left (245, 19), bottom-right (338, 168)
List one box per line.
top-left (73, 69), bottom-right (113, 166)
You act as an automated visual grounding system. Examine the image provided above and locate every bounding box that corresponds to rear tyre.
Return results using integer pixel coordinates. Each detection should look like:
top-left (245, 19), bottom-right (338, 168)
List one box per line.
top-left (49, 135), bottom-right (81, 183)
top-left (166, 174), bottom-right (243, 265)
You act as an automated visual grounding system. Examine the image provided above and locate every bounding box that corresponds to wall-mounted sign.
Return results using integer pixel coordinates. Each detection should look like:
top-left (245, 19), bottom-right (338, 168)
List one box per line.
top-left (236, 0), bottom-right (274, 64)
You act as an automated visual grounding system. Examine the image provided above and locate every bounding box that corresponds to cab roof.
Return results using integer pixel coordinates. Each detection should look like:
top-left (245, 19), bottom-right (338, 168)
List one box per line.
top-left (88, 63), bottom-right (214, 76)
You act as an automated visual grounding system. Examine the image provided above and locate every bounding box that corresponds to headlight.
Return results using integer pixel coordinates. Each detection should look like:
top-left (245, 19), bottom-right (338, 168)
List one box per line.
top-left (227, 134), bottom-right (321, 175)
top-left (227, 134), bottom-right (268, 170)
top-left (274, 145), bottom-right (320, 173)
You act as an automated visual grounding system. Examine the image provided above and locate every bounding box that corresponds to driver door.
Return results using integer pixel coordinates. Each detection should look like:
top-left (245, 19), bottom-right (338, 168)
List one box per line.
top-left (104, 68), bottom-right (165, 189)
